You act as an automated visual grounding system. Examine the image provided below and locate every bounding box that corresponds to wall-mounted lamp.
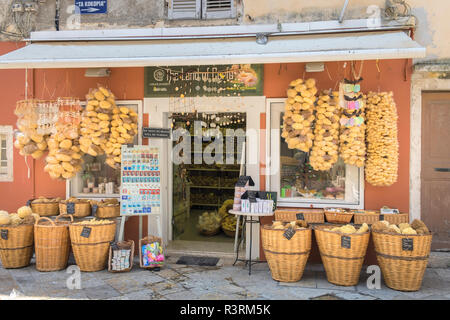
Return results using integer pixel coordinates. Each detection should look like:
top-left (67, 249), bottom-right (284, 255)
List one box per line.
top-left (305, 62), bottom-right (325, 72)
top-left (84, 68), bottom-right (111, 77)
top-left (256, 33), bottom-right (268, 45)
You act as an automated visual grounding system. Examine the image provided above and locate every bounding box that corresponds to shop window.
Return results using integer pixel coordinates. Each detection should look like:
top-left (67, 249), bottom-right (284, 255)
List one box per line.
top-left (0, 126), bottom-right (13, 182)
top-left (268, 100), bottom-right (364, 209)
top-left (69, 101), bottom-right (142, 198)
top-left (168, 0), bottom-right (235, 20)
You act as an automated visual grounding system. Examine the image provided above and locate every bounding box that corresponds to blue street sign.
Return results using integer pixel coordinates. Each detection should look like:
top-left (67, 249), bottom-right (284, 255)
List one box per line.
top-left (75, 1), bottom-right (107, 14)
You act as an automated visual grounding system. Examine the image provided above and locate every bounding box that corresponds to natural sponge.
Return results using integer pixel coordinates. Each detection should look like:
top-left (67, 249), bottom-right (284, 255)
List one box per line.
top-left (17, 206), bottom-right (32, 218)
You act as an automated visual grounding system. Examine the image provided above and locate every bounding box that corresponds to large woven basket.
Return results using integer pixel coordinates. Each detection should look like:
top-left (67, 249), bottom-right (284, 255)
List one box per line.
top-left (30, 201), bottom-right (60, 217)
top-left (372, 230), bottom-right (432, 291)
top-left (324, 209), bottom-right (354, 224)
top-left (0, 224), bottom-right (34, 269)
top-left (352, 210), bottom-right (380, 225)
top-left (275, 208), bottom-right (324, 224)
top-left (69, 220), bottom-right (116, 272)
top-left (60, 202), bottom-right (91, 218)
top-left (34, 215), bottom-right (73, 272)
top-left (95, 205), bottom-right (120, 219)
top-left (261, 224), bottom-right (312, 282)
top-left (314, 225), bottom-right (370, 286)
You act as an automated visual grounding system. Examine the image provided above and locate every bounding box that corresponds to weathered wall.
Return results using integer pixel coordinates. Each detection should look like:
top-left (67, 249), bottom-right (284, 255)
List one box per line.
top-left (0, 0), bottom-right (447, 62)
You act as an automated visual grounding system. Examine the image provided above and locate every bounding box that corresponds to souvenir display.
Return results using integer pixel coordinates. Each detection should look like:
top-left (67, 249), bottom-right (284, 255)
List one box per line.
top-left (338, 78), bottom-right (366, 167)
top-left (309, 90), bottom-right (341, 171)
top-left (365, 91), bottom-right (399, 186)
top-left (14, 100), bottom-right (50, 159)
top-left (282, 78), bottom-right (317, 153)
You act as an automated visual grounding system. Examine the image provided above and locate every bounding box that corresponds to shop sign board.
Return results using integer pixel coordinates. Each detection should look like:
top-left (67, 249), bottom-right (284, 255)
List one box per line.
top-left (144, 64), bottom-right (264, 97)
top-left (75, 1), bottom-right (107, 14)
top-left (142, 127), bottom-right (171, 139)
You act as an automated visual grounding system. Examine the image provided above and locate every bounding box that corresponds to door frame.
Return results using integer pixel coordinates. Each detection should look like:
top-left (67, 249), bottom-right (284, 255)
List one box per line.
top-left (144, 96), bottom-right (266, 259)
top-left (410, 69), bottom-right (450, 221)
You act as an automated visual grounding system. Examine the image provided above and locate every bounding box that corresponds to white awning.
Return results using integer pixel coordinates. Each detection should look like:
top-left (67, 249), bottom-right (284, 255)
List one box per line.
top-left (0, 31), bottom-right (425, 69)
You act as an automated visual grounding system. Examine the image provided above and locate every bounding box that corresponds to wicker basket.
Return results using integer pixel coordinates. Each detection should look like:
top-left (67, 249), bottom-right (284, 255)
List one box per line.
top-left (108, 240), bottom-right (135, 273)
top-left (69, 220), bottom-right (116, 272)
top-left (261, 224), bottom-right (312, 282)
top-left (95, 205), bottom-right (120, 219)
top-left (60, 201), bottom-right (91, 218)
top-left (199, 228), bottom-right (221, 237)
top-left (34, 215), bottom-right (73, 272)
top-left (372, 230), bottom-right (432, 291)
top-left (0, 224), bottom-right (34, 269)
top-left (275, 208), bottom-right (324, 224)
top-left (222, 228), bottom-right (236, 238)
top-left (139, 235), bottom-right (164, 269)
top-left (314, 225), bottom-right (370, 286)
top-left (30, 201), bottom-right (60, 217)
top-left (352, 210), bottom-right (380, 225)
top-left (324, 209), bottom-right (353, 224)
top-left (381, 213), bottom-right (409, 225)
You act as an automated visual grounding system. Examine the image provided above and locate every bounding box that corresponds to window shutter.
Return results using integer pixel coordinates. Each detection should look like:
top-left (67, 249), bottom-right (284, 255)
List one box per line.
top-left (202, 0), bottom-right (235, 19)
top-left (168, 0), bottom-right (201, 20)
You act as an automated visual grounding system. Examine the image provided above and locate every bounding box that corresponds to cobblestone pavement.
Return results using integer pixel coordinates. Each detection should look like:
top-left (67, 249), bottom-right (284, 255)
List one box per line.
top-left (1, 256), bottom-right (449, 300)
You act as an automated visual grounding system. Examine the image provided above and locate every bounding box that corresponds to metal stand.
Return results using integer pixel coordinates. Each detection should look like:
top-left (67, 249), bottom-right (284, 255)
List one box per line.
top-left (233, 215), bottom-right (263, 275)
top-left (117, 213), bottom-right (163, 242)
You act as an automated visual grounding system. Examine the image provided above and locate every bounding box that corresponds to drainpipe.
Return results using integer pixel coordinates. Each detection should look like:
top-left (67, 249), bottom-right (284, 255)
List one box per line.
top-left (55, 0), bottom-right (60, 31)
top-left (339, 0), bottom-right (350, 23)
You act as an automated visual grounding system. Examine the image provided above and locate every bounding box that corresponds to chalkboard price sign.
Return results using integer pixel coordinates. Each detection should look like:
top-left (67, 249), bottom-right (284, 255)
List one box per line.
top-left (67, 202), bottom-right (75, 214)
top-left (80, 227), bottom-right (92, 238)
top-left (379, 214), bottom-right (384, 221)
top-left (142, 127), bottom-right (171, 139)
top-left (26, 199), bottom-right (32, 207)
top-left (402, 238), bottom-right (414, 251)
top-left (91, 205), bottom-right (98, 215)
top-left (341, 236), bottom-right (351, 249)
top-left (283, 226), bottom-right (296, 240)
top-left (1, 229), bottom-right (8, 240)
top-left (296, 213), bottom-right (304, 220)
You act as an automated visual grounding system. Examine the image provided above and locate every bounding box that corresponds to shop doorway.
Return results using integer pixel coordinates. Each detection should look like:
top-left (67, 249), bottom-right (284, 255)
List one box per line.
top-left (421, 92), bottom-right (450, 250)
top-left (144, 96), bottom-right (264, 258)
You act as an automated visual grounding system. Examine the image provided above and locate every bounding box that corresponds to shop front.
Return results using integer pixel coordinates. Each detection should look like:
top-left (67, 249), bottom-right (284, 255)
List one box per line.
top-left (0, 25), bottom-right (426, 266)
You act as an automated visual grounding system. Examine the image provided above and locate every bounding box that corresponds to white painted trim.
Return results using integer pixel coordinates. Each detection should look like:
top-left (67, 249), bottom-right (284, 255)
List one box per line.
top-left (29, 19), bottom-right (413, 42)
top-left (144, 96), bottom-right (266, 260)
top-left (0, 125), bottom-right (14, 182)
top-left (410, 73), bottom-right (450, 221)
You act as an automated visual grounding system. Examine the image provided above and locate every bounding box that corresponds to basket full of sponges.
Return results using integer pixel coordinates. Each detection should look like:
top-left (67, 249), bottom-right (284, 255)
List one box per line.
top-left (261, 220), bottom-right (311, 282)
top-left (314, 223), bottom-right (370, 286)
top-left (371, 219), bottom-right (432, 292)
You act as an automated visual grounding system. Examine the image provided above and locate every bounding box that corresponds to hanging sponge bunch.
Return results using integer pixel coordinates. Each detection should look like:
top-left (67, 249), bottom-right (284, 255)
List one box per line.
top-left (44, 122), bottom-right (83, 180)
top-left (365, 91), bottom-right (399, 186)
top-left (281, 78), bottom-right (317, 152)
top-left (309, 90), bottom-right (341, 171)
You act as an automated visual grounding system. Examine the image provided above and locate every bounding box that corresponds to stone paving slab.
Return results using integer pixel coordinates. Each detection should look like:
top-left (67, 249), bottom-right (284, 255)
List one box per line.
top-left (0, 261), bottom-right (449, 300)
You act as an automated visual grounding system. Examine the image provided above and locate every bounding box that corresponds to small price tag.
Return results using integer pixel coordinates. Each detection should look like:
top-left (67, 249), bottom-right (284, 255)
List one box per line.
top-left (402, 238), bottom-right (414, 251)
top-left (110, 241), bottom-right (119, 250)
top-left (341, 236), bottom-right (351, 249)
top-left (67, 202), bottom-right (75, 214)
top-left (80, 227), bottom-right (92, 238)
top-left (283, 226), bottom-right (296, 240)
top-left (379, 214), bottom-right (384, 221)
top-left (91, 205), bottom-right (98, 215)
top-left (26, 199), bottom-right (33, 207)
top-left (1, 229), bottom-right (8, 240)
top-left (296, 213), bottom-right (304, 220)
